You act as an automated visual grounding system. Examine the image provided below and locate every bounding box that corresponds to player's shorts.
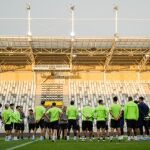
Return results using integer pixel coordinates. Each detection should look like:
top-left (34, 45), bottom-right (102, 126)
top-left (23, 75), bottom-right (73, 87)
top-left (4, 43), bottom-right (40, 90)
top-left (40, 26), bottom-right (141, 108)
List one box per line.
top-left (68, 119), bottom-right (77, 130)
top-left (105, 124), bottom-right (108, 130)
top-left (110, 119), bottom-right (120, 128)
top-left (14, 123), bottom-right (20, 130)
top-left (44, 121), bottom-right (50, 129)
top-left (4, 124), bottom-right (11, 131)
top-left (10, 123), bottom-right (14, 130)
top-left (82, 121), bottom-right (93, 131)
top-left (36, 119), bottom-right (45, 129)
top-left (76, 124), bottom-right (80, 131)
top-left (126, 119), bottom-right (138, 129)
top-left (50, 120), bottom-right (59, 129)
top-left (29, 123), bottom-right (35, 131)
top-left (96, 121), bottom-right (106, 129)
top-left (19, 123), bottom-right (25, 131)
top-left (60, 123), bottom-right (68, 130)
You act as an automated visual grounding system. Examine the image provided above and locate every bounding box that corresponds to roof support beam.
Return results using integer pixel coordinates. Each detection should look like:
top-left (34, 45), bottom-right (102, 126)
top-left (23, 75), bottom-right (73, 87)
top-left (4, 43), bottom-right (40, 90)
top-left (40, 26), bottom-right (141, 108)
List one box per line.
top-left (27, 36), bottom-right (35, 67)
top-left (138, 50), bottom-right (150, 71)
top-left (104, 39), bottom-right (117, 70)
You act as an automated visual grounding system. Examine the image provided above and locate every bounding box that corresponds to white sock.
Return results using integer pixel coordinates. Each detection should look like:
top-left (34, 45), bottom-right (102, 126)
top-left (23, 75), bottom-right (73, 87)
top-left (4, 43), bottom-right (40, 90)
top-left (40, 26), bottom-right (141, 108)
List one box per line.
top-left (32, 135), bottom-right (35, 139)
top-left (5, 136), bottom-right (8, 140)
top-left (52, 135), bottom-right (55, 141)
top-left (128, 136), bottom-right (131, 141)
top-left (8, 135), bottom-right (11, 140)
top-left (74, 136), bottom-right (77, 140)
top-left (67, 136), bottom-right (69, 140)
top-left (134, 136), bottom-right (137, 140)
top-left (82, 136), bottom-right (85, 141)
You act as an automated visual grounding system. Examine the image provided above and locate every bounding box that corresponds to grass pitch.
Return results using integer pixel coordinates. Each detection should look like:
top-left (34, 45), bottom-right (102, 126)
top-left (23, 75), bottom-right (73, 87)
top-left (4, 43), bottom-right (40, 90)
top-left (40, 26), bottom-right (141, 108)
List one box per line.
top-left (0, 138), bottom-right (150, 150)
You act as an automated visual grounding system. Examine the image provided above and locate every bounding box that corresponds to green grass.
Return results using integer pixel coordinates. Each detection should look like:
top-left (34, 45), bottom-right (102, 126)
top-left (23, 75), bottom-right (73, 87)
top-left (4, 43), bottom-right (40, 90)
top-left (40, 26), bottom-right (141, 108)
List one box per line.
top-left (0, 139), bottom-right (150, 150)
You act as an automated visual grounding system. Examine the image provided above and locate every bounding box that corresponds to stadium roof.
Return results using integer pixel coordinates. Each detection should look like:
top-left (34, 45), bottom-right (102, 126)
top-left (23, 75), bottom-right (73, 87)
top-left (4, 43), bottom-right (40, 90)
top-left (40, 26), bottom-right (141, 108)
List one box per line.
top-left (0, 36), bottom-right (150, 70)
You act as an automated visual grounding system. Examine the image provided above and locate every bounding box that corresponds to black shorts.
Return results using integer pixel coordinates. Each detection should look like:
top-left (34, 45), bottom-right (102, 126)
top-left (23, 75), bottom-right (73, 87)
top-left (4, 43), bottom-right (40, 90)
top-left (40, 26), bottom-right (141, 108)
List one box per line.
top-left (105, 124), bottom-right (108, 130)
top-left (36, 119), bottom-right (45, 129)
top-left (29, 123), bottom-right (35, 131)
top-left (19, 123), bottom-right (24, 131)
top-left (14, 123), bottom-right (20, 130)
top-left (68, 120), bottom-right (77, 130)
top-left (60, 123), bottom-right (68, 130)
top-left (5, 124), bottom-right (11, 131)
top-left (111, 119), bottom-right (120, 128)
top-left (50, 121), bottom-right (59, 129)
top-left (126, 119), bottom-right (138, 129)
top-left (76, 124), bottom-right (80, 131)
top-left (10, 123), bottom-right (14, 130)
top-left (44, 122), bottom-right (50, 129)
top-left (82, 121), bottom-right (93, 131)
top-left (96, 121), bottom-right (106, 129)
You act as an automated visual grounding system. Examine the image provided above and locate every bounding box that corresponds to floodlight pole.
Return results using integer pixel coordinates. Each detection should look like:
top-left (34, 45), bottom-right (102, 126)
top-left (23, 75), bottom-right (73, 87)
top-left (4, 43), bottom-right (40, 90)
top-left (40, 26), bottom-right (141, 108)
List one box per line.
top-left (71, 6), bottom-right (75, 37)
top-left (27, 3), bottom-right (32, 36)
top-left (114, 5), bottom-right (118, 37)
top-left (70, 6), bottom-right (75, 70)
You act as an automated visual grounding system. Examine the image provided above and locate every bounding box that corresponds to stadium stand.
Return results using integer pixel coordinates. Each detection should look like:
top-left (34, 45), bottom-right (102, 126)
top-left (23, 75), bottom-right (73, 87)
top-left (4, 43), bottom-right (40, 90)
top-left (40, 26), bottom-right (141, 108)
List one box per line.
top-left (69, 80), bottom-right (150, 110)
top-left (0, 81), bottom-right (36, 115)
top-left (41, 83), bottom-right (63, 101)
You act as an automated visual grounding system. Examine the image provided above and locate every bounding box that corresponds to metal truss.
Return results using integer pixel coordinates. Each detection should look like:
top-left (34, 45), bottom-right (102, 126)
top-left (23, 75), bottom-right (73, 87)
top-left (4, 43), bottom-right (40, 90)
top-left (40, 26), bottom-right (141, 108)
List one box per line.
top-left (104, 39), bottom-right (116, 70)
top-left (0, 36), bottom-right (150, 69)
top-left (139, 49), bottom-right (150, 71)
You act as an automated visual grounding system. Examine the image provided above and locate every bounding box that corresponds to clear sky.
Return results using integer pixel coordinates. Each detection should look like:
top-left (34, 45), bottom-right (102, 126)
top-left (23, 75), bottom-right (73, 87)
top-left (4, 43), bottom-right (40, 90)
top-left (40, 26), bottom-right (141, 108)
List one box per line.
top-left (0, 0), bottom-right (150, 36)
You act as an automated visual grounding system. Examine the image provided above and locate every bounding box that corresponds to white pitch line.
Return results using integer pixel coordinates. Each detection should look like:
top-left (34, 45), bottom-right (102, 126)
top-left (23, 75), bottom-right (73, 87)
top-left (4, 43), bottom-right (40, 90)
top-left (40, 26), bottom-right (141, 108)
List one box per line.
top-left (6, 140), bottom-right (39, 150)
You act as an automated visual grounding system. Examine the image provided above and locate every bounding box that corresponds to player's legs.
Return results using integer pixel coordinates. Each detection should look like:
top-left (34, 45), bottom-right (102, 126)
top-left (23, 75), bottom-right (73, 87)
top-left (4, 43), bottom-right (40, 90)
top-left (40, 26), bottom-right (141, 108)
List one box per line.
top-left (41, 121), bottom-right (46, 139)
top-left (51, 121), bottom-right (59, 142)
top-left (143, 120), bottom-right (149, 136)
top-left (63, 124), bottom-right (67, 140)
top-left (116, 128), bottom-right (122, 140)
top-left (126, 120), bottom-right (133, 141)
top-left (81, 121), bottom-right (87, 141)
top-left (110, 128), bottom-right (115, 141)
top-left (48, 128), bottom-right (52, 140)
top-left (31, 125), bottom-right (36, 140)
top-left (110, 119), bottom-right (115, 141)
top-left (20, 123), bottom-right (24, 139)
top-left (72, 120), bottom-right (77, 140)
top-left (101, 121), bottom-right (106, 140)
top-left (88, 121), bottom-right (93, 140)
top-left (4, 124), bottom-right (11, 141)
top-left (48, 122), bottom-right (52, 140)
top-left (105, 124), bottom-right (109, 139)
top-left (102, 128), bottom-right (106, 140)
top-left (67, 120), bottom-right (72, 140)
top-left (14, 123), bottom-right (20, 140)
top-left (96, 121), bottom-right (100, 140)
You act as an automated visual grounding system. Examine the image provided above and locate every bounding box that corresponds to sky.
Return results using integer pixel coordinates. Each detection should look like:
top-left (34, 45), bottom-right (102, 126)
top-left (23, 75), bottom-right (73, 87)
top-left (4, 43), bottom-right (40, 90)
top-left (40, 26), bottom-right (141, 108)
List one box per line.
top-left (0, 0), bottom-right (150, 36)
